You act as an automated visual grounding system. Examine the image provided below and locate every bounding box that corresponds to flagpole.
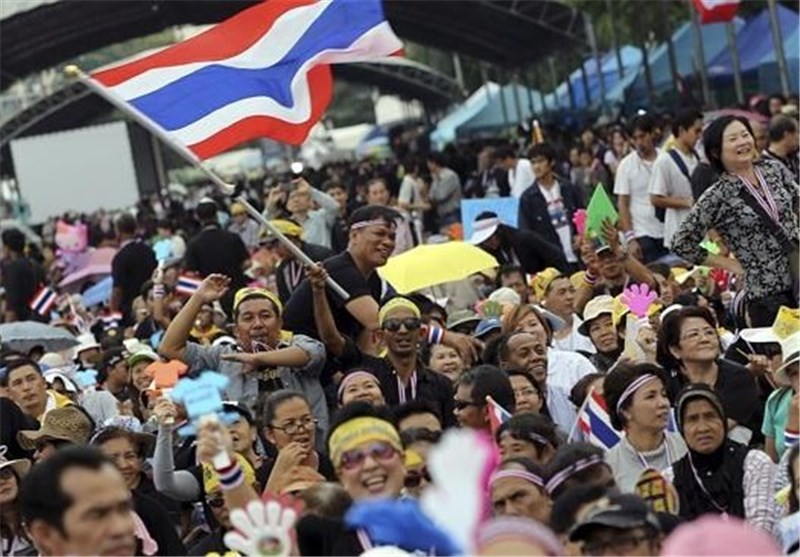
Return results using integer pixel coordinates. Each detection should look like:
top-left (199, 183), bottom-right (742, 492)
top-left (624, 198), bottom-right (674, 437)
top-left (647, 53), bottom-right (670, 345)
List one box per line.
top-left (64, 65), bottom-right (350, 301)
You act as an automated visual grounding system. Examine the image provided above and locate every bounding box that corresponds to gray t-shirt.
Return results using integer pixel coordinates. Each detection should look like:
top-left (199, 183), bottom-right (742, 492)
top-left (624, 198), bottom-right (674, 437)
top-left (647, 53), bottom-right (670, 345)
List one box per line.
top-left (605, 431), bottom-right (688, 493)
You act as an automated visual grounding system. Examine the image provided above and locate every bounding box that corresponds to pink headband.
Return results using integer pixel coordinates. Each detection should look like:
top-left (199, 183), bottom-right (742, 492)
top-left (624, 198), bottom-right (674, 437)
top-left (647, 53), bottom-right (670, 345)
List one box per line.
top-left (337, 371), bottom-right (380, 401)
top-left (545, 455), bottom-right (604, 495)
top-left (489, 469), bottom-right (545, 489)
top-left (477, 517), bottom-right (563, 556)
top-left (615, 374), bottom-right (659, 415)
top-left (350, 218), bottom-right (396, 231)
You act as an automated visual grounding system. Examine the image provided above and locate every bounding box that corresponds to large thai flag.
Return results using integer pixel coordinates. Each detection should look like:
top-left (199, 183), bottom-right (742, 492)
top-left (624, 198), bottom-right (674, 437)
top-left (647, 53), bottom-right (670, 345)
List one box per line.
top-left (90, 0), bottom-right (403, 159)
top-left (577, 390), bottom-right (622, 450)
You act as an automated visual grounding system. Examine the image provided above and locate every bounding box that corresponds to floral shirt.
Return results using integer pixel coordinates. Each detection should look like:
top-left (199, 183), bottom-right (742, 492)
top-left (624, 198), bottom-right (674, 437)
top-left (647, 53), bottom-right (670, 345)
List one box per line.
top-left (671, 159), bottom-right (799, 301)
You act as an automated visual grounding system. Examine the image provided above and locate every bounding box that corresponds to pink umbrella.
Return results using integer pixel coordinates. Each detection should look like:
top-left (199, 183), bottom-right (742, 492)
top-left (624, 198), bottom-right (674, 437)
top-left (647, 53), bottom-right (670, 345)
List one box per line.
top-left (59, 247), bottom-right (117, 291)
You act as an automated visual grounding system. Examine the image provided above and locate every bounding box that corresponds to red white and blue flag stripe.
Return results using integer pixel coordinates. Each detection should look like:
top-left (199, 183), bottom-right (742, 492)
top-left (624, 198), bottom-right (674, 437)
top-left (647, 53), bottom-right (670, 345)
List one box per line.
top-left (486, 395), bottom-right (513, 437)
top-left (692, 0), bottom-right (741, 24)
top-left (101, 311), bottom-right (123, 328)
top-left (90, 0), bottom-right (403, 159)
top-left (176, 274), bottom-right (203, 296)
top-left (29, 286), bottom-right (58, 316)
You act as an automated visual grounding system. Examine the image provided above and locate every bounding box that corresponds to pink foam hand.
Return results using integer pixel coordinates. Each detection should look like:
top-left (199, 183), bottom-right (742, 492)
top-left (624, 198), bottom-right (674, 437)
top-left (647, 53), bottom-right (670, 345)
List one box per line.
top-left (420, 429), bottom-right (498, 554)
top-left (572, 209), bottom-right (587, 236)
top-left (621, 283), bottom-right (658, 318)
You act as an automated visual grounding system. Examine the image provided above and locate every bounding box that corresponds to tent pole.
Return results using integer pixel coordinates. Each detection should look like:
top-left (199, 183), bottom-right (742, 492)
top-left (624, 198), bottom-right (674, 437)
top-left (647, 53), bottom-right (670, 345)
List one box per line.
top-left (521, 68), bottom-right (535, 114)
top-left (640, 41), bottom-right (656, 108)
top-left (451, 53), bottom-right (465, 91)
top-left (548, 57), bottom-right (560, 112)
top-left (512, 72), bottom-right (524, 123)
top-left (566, 57), bottom-right (577, 111)
top-left (766, 0), bottom-right (791, 97)
top-left (725, 20), bottom-right (745, 106)
top-left (585, 15), bottom-right (607, 112)
top-left (498, 68), bottom-right (511, 135)
top-left (689, 1), bottom-right (714, 108)
top-left (660, 0), bottom-right (681, 95)
top-left (605, 0), bottom-right (625, 80)
top-left (580, 58), bottom-right (591, 108)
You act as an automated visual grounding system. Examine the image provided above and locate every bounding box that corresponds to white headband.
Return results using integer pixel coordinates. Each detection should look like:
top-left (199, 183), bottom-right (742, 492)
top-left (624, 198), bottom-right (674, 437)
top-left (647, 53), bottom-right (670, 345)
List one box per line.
top-left (490, 469), bottom-right (545, 489)
top-left (615, 374), bottom-right (659, 415)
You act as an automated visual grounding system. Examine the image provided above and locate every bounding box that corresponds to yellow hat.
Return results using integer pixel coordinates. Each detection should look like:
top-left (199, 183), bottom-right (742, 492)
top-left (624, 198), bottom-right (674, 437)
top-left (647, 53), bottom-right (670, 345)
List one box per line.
top-left (378, 297), bottom-right (421, 327)
top-left (233, 287), bottom-right (283, 317)
top-left (532, 268), bottom-right (563, 300)
top-left (230, 202), bottom-right (247, 216)
top-left (328, 417), bottom-right (402, 468)
top-left (202, 453), bottom-right (256, 494)
top-left (405, 449), bottom-right (424, 468)
top-left (570, 271), bottom-right (586, 291)
top-left (269, 219), bottom-right (303, 238)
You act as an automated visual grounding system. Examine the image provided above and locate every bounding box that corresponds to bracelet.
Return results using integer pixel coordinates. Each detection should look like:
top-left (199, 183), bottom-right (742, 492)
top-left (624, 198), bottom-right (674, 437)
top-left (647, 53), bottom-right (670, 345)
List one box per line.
top-left (623, 230), bottom-right (636, 242)
top-left (152, 284), bottom-right (166, 299)
top-left (216, 459), bottom-right (244, 491)
top-left (785, 428), bottom-right (800, 448)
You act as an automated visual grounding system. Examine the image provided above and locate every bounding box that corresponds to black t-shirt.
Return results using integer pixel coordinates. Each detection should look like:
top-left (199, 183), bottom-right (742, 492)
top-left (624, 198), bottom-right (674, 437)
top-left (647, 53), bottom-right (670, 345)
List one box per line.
top-left (184, 225), bottom-right (249, 313)
top-left (132, 491), bottom-right (186, 556)
top-left (283, 251), bottom-right (385, 342)
top-left (112, 240), bottom-right (157, 325)
top-left (338, 339), bottom-right (456, 428)
top-left (1, 256), bottom-right (41, 321)
top-left (296, 515), bottom-right (363, 557)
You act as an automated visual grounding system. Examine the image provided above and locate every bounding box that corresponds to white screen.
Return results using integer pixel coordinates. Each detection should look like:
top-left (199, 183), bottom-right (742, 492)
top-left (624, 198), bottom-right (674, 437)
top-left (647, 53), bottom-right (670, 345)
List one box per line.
top-left (10, 121), bottom-right (140, 223)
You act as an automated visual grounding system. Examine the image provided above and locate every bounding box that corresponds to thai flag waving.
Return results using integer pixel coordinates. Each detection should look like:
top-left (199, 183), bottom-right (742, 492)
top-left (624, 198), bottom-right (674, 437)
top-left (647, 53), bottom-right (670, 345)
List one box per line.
top-left (91, 0), bottom-right (403, 159)
top-left (486, 395), bottom-right (513, 438)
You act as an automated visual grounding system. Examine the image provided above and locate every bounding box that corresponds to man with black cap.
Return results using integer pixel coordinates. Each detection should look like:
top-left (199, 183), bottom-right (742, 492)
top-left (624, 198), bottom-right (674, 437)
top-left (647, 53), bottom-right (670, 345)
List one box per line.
top-left (98, 348), bottom-right (131, 402)
top-left (184, 197), bottom-right (250, 314)
top-left (568, 493), bottom-right (663, 556)
top-left (468, 211), bottom-right (569, 275)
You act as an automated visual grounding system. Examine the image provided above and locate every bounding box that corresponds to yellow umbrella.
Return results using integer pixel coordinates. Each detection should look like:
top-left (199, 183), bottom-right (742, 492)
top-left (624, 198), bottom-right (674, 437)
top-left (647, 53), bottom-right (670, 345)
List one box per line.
top-left (378, 241), bottom-right (498, 294)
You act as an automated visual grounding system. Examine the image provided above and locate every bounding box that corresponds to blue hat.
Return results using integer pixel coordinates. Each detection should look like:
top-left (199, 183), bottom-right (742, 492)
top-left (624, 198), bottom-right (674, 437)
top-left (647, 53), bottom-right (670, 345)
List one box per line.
top-left (474, 317), bottom-right (502, 339)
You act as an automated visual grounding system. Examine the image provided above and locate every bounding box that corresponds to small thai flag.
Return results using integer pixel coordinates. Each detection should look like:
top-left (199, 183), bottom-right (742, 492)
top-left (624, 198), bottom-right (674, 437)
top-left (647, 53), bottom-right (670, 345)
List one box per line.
top-left (486, 395), bottom-right (513, 437)
top-left (29, 286), bottom-right (58, 316)
top-left (101, 312), bottom-right (123, 328)
top-left (176, 274), bottom-right (203, 296)
top-left (577, 390), bottom-right (622, 450)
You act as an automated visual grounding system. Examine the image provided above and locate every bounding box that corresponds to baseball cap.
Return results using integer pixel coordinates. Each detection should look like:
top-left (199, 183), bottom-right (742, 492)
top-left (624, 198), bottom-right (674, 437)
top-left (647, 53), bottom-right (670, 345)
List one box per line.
top-left (446, 309), bottom-right (481, 331)
top-left (101, 348), bottom-right (128, 371)
top-left (569, 494), bottom-right (661, 542)
top-left (223, 401), bottom-right (255, 425)
top-left (474, 317), bottom-right (502, 339)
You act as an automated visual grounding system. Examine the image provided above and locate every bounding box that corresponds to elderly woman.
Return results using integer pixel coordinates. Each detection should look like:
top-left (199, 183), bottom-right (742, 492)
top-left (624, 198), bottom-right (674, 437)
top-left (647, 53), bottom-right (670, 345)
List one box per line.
top-left (667, 384), bottom-right (781, 535)
top-left (604, 363), bottom-right (687, 493)
top-left (671, 115), bottom-right (799, 327)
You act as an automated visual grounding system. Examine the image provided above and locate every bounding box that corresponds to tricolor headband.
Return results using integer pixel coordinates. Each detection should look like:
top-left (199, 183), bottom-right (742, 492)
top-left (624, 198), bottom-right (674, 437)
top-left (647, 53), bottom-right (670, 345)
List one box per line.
top-left (489, 469), bottom-right (545, 489)
top-left (350, 218), bottom-right (396, 231)
top-left (500, 428), bottom-right (551, 447)
top-left (615, 374), bottom-right (659, 415)
top-left (545, 455), bottom-right (604, 495)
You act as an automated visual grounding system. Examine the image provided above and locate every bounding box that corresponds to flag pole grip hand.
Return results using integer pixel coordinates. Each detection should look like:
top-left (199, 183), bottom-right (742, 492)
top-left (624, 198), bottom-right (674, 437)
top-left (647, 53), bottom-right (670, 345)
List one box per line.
top-left (234, 197), bottom-right (349, 301)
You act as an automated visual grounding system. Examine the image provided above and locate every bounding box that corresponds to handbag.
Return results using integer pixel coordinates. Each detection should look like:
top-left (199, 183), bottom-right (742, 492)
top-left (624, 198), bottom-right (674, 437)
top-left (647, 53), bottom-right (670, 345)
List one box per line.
top-left (739, 180), bottom-right (799, 304)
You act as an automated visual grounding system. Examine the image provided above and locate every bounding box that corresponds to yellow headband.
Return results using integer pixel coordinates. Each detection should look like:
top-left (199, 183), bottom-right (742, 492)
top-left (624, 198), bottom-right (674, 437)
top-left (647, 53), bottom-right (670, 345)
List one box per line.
top-left (202, 453), bottom-right (256, 493)
top-left (233, 287), bottom-right (283, 317)
top-left (378, 297), bottom-right (421, 327)
top-left (532, 268), bottom-right (562, 300)
top-left (328, 416), bottom-right (402, 468)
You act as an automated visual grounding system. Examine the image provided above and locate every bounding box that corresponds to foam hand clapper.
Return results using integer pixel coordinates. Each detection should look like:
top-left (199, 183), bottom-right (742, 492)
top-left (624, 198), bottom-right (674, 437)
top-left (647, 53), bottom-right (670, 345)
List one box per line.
top-left (621, 283), bottom-right (658, 318)
top-left (75, 369), bottom-right (98, 389)
top-left (420, 429), bottom-right (498, 554)
top-left (224, 499), bottom-right (297, 557)
top-left (572, 209), bottom-right (587, 237)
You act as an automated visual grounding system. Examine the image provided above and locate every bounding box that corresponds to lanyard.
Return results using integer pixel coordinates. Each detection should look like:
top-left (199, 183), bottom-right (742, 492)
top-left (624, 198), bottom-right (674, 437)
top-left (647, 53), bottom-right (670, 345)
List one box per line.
top-left (356, 529), bottom-right (372, 551)
top-left (687, 452), bottom-right (729, 516)
top-left (739, 168), bottom-right (780, 224)
top-left (286, 260), bottom-right (304, 289)
top-left (396, 371), bottom-right (418, 404)
top-left (630, 435), bottom-right (674, 472)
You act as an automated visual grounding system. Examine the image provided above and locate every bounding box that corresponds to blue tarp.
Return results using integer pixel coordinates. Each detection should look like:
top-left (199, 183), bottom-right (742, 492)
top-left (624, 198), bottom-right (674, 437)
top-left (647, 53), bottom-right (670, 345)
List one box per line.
top-left (708, 5), bottom-right (798, 82)
top-left (454, 83), bottom-right (545, 138)
top-left (759, 26), bottom-right (799, 93)
top-left (430, 83), bottom-right (500, 149)
top-left (546, 45), bottom-right (643, 109)
top-left (628, 18), bottom-right (743, 106)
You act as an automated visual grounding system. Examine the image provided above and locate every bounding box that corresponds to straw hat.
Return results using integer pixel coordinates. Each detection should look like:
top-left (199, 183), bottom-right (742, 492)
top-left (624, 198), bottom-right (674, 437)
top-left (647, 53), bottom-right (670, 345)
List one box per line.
top-left (17, 406), bottom-right (94, 451)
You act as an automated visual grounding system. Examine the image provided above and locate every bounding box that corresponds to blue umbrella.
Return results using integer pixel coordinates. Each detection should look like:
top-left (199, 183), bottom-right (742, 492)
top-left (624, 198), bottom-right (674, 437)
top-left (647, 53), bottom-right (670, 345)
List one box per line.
top-left (0, 321), bottom-right (78, 353)
top-left (81, 276), bottom-right (113, 307)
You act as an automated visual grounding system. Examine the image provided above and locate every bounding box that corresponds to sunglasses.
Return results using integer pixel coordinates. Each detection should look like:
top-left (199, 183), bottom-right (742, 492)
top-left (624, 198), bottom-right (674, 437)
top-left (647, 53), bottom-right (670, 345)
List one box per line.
top-left (404, 467), bottom-right (431, 489)
top-left (382, 317), bottom-right (421, 332)
top-left (339, 441), bottom-right (398, 471)
top-left (206, 496), bottom-right (226, 509)
top-left (453, 399), bottom-right (482, 411)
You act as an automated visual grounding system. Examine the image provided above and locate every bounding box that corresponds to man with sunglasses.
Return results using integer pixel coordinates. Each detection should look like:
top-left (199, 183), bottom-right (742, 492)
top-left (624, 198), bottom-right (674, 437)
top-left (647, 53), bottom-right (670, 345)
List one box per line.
top-left (327, 296), bottom-right (456, 428)
top-left (453, 365), bottom-right (515, 432)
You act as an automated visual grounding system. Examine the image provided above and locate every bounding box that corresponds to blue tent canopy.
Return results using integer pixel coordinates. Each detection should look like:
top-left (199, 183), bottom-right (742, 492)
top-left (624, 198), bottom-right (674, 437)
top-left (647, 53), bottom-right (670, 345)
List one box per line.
top-left (454, 83), bottom-right (544, 138)
top-left (708, 5), bottom-right (798, 82)
top-left (759, 26), bottom-right (799, 93)
top-left (628, 18), bottom-right (743, 105)
top-left (430, 83), bottom-right (500, 149)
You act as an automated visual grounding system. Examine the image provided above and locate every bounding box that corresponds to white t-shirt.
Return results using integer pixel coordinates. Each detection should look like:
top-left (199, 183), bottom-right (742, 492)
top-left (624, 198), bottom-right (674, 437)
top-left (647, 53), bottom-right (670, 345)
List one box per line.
top-left (398, 175), bottom-right (420, 206)
top-left (648, 149), bottom-right (697, 247)
top-left (614, 149), bottom-right (665, 240)
top-left (538, 182), bottom-right (578, 263)
top-left (509, 158), bottom-right (535, 198)
top-left (547, 349), bottom-right (597, 394)
top-left (553, 315), bottom-right (597, 354)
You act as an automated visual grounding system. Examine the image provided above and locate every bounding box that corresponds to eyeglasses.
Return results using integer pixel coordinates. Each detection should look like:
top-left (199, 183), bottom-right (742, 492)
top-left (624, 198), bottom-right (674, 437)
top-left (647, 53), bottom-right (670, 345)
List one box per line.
top-left (382, 317), bottom-right (421, 332)
top-left (206, 496), bottom-right (226, 509)
top-left (453, 399), bottom-right (482, 411)
top-left (514, 387), bottom-right (540, 398)
top-left (270, 416), bottom-right (317, 436)
top-left (0, 468), bottom-right (14, 481)
top-left (680, 328), bottom-right (717, 342)
top-left (582, 533), bottom-right (651, 556)
top-left (339, 441), bottom-right (398, 471)
top-left (404, 467), bottom-right (431, 489)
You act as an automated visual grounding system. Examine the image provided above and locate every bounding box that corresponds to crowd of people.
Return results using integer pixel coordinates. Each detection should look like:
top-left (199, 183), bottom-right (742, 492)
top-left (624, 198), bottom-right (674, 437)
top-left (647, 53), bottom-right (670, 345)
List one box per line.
top-left (0, 91), bottom-right (798, 557)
